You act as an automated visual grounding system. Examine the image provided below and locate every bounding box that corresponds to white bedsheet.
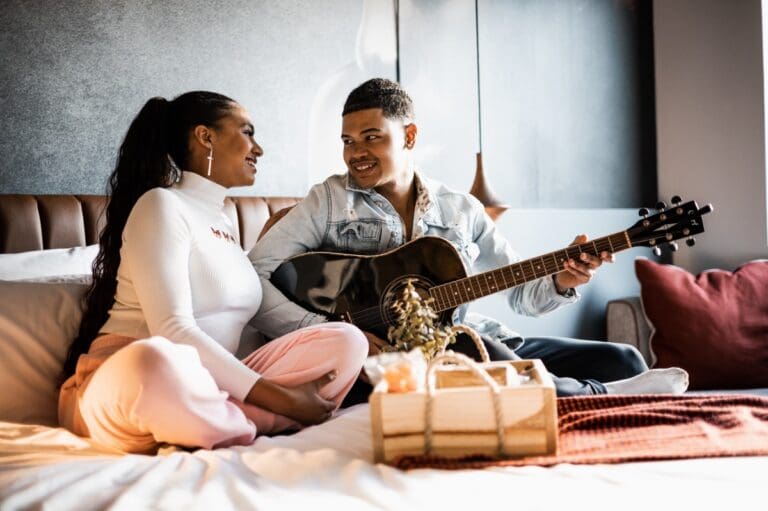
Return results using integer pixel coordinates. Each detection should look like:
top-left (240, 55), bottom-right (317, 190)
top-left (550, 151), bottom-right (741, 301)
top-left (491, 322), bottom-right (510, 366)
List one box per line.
top-left (1, 404), bottom-right (766, 511)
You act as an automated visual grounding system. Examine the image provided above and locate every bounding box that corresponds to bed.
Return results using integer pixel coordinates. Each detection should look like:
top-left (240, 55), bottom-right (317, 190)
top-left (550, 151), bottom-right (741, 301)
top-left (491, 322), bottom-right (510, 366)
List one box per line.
top-left (1, 194), bottom-right (767, 511)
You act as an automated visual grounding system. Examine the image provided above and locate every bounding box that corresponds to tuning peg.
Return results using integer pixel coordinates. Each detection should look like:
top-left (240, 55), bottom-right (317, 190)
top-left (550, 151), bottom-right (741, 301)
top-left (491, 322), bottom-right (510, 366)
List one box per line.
top-left (671, 195), bottom-right (682, 206)
top-left (652, 246), bottom-right (662, 257)
top-left (669, 241), bottom-right (679, 251)
top-left (699, 203), bottom-right (714, 215)
top-left (686, 237), bottom-right (696, 247)
top-left (655, 201), bottom-right (667, 211)
top-left (638, 207), bottom-right (649, 218)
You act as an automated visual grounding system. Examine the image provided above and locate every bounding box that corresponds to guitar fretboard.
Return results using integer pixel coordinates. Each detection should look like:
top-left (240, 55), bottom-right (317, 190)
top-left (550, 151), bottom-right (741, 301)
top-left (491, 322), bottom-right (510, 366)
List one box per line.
top-left (429, 231), bottom-right (631, 312)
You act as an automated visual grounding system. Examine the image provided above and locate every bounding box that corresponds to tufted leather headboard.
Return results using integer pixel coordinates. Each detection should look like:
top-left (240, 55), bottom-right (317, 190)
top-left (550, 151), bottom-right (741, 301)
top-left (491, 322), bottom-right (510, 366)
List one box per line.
top-left (0, 194), bottom-right (301, 254)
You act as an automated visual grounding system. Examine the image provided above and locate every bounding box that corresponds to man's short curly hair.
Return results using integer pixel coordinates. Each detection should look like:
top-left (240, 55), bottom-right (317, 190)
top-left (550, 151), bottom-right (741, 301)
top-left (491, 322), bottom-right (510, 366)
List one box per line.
top-left (342, 78), bottom-right (414, 120)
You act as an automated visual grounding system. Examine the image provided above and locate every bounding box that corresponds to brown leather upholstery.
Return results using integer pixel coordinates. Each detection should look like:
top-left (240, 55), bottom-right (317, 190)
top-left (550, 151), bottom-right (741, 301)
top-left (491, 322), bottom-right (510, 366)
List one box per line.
top-left (0, 194), bottom-right (301, 254)
top-left (257, 205), bottom-right (295, 241)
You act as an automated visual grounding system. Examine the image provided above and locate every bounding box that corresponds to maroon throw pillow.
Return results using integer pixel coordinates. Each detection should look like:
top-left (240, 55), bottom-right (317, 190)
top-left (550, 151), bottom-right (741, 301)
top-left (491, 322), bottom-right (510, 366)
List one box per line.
top-left (636, 258), bottom-right (768, 390)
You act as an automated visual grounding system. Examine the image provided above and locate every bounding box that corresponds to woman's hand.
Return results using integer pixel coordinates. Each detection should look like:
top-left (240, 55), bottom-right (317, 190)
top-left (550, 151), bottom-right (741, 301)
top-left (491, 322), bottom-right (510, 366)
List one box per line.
top-left (245, 371), bottom-right (338, 426)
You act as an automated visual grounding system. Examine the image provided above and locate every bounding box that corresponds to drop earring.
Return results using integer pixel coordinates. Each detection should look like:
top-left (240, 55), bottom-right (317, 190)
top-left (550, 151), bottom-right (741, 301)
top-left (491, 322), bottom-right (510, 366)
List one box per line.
top-left (206, 146), bottom-right (213, 176)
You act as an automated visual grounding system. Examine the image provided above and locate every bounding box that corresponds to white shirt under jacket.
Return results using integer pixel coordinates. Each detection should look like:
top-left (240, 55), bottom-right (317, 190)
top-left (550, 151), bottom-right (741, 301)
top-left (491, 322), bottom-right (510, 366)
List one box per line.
top-left (100, 171), bottom-right (262, 401)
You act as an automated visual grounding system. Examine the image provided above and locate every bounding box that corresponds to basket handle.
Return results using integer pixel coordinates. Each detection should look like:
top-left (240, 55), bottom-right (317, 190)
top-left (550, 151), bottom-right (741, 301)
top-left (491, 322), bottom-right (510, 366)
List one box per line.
top-left (448, 324), bottom-right (490, 362)
top-left (424, 351), bottom-right (506, 457)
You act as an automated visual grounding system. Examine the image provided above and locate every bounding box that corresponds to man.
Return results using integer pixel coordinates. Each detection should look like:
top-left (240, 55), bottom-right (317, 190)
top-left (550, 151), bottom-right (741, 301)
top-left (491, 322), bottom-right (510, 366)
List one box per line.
top-left (250, 78), bottom-right (688, 402)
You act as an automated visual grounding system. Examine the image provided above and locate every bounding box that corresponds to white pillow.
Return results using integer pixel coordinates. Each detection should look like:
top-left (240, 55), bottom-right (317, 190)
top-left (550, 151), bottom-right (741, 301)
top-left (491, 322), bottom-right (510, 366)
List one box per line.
top-left (0, 245), bottom-right (98, 281)
top-left (0, 280), bottom-right (87, 426)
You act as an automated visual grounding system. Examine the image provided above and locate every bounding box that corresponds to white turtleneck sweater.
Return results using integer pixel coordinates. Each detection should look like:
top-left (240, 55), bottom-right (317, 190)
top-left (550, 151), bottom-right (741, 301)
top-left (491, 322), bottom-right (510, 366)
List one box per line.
top-left (100, 172), bottom-right (262, 401)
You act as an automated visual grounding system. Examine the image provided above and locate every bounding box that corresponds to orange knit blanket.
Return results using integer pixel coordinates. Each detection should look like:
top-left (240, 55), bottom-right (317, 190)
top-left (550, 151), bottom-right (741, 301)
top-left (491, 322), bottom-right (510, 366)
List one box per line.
top-left (396, 394), bottom-right (768, 470)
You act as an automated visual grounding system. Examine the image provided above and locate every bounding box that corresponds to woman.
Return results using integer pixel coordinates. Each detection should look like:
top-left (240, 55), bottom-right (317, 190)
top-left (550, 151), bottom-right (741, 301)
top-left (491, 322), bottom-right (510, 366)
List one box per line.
top-left (59, 91), bottom-right (368, 453)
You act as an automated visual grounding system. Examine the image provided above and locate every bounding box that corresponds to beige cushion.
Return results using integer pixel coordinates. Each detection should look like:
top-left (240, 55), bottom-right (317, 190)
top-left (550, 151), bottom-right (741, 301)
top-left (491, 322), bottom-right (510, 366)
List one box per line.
top-left (0, 280), bottom-right (86, 425)
top-left (606, 297), bottom-right (652, 364)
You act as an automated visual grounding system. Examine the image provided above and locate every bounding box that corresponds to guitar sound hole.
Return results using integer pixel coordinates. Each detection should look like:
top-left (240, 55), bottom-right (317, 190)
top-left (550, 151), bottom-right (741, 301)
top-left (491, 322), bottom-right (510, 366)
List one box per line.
top-left (381, 276), bottom-right (435, 328)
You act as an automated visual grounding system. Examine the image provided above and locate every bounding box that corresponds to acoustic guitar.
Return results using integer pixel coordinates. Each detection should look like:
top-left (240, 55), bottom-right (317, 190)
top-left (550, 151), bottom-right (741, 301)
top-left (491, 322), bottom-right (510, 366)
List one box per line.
top-left (271, 197), bottom-right (712, 340)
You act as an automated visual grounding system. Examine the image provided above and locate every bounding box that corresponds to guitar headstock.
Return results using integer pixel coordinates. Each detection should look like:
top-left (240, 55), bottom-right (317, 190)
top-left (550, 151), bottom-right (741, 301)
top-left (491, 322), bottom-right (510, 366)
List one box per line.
top-left (628, 196), bottom-right (713, 255)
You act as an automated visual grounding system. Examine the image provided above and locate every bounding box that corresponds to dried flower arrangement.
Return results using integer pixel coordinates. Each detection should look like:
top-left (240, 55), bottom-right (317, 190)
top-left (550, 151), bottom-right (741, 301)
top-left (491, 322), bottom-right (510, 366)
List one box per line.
top-left (385, 279), bottom-right (456, 360)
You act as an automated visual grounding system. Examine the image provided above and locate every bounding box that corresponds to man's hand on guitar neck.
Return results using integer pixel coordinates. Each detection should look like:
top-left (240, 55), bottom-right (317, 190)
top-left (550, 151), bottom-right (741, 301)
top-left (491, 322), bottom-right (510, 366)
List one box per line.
top-left (554, 234), bottom-right (615, 293)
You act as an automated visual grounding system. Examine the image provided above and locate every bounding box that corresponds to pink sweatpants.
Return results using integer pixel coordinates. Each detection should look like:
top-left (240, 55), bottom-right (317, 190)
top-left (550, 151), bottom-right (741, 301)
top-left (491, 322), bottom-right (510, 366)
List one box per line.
top-left (59, 322), bottom-right (368, 453)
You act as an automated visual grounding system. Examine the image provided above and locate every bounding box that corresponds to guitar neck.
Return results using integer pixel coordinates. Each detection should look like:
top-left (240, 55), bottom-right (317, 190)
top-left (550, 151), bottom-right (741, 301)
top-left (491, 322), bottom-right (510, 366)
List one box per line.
top-left (429, 230), bottom-right (632, 312)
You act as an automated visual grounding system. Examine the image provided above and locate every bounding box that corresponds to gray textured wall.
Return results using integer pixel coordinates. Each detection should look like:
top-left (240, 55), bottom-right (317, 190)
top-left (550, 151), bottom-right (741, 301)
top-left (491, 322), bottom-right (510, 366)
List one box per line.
top-left (0, 0), bottom-right (393, 196)
top-left (399, 0), bottom-right (480, 193)
top-left (478, 0), bottom-right (657, 208)
top-left (396, 0), bottom-right (657, 209)
top-left (1, 0), bottom-right (654, 207)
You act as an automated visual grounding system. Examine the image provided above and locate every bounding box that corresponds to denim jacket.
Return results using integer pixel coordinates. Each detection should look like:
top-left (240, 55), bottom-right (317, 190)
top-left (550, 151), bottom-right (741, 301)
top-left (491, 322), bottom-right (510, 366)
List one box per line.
top-left (249, 171), bottom-right (577, 341)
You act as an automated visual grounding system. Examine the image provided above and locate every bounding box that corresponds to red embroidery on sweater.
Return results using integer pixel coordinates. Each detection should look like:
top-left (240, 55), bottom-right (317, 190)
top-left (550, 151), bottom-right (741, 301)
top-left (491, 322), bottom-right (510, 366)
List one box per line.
top-left (210, 227), bottom-right (237, 245)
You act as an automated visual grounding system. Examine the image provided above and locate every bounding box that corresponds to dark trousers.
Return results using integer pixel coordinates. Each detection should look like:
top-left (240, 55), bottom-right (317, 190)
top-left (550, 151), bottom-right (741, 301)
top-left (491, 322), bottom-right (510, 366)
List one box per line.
top-left (341, 332), bottom-right (649, 407)
top-left (454, 334), bottom-right (648, 397)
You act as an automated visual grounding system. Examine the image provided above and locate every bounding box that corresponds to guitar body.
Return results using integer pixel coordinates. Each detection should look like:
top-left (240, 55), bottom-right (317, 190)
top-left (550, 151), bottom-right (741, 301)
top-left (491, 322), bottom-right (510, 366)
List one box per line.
top-left (271, 197), bottom-right (712, 341)
top-left (271, 236), bottom-right (466, 339)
